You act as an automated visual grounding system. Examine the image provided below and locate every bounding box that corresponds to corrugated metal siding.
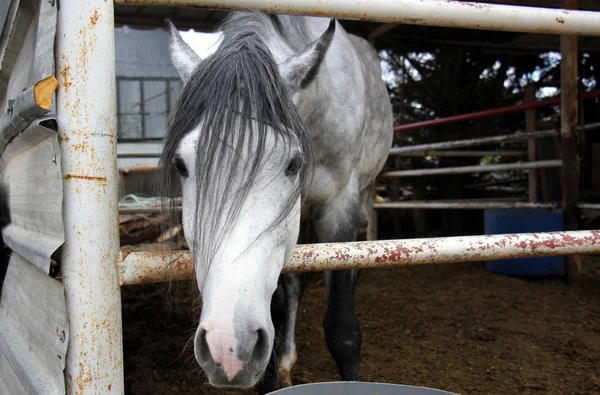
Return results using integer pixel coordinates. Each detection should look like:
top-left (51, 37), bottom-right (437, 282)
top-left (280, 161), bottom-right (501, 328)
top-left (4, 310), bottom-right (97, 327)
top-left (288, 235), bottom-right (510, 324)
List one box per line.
top-left (0, 254), bottom-right (68, 395)
top-left (0, 1), bottom-right (67, 393)
top-left (1, 120), bottom-right (64, 273)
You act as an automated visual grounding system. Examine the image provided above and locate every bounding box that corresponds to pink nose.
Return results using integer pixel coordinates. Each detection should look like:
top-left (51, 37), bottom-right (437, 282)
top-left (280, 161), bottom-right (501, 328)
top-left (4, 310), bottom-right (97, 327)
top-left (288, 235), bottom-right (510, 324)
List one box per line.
top-left (195, 318), bottom-right (270, 386)
top-left (204, 329), bottom-right (246, 380)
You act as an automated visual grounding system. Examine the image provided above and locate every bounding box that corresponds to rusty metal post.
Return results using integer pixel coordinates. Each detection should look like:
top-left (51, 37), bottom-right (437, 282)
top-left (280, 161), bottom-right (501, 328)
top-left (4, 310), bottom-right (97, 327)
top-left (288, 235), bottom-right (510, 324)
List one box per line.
top-left (525, 84), bottom-right (539, 202)
top-left (56, 0), bottom-right (124, 393)
top-left (561, 0), bottom-right (581, 283)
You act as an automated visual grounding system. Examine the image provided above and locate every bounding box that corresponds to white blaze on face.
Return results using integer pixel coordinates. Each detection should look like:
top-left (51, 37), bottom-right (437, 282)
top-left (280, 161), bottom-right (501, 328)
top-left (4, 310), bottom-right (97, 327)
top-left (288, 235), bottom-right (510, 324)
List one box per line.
top-left (176, 126), bottom-right (301, 385)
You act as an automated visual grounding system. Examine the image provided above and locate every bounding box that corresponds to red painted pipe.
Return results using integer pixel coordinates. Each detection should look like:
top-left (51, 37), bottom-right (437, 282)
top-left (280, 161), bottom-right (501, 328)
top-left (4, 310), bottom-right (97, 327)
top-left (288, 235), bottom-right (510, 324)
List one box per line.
top-left (394, 89), bottom-right (600, 133)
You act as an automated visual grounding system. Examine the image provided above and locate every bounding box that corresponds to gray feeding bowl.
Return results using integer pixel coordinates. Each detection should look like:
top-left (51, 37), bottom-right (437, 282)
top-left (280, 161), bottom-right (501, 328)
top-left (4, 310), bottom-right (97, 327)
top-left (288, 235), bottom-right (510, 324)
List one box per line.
top-left (268, 382), bottom-right (460, 395)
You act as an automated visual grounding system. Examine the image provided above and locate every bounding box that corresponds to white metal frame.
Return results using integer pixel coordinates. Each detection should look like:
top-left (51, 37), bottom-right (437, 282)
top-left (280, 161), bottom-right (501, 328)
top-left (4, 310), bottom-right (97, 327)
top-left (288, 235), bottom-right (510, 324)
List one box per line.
top-left (56, 1), bottom-right (600, 393)
top-left (114, 0), bottom-right (600, 36)
top-left (56, 0), bottom-right (123, 392)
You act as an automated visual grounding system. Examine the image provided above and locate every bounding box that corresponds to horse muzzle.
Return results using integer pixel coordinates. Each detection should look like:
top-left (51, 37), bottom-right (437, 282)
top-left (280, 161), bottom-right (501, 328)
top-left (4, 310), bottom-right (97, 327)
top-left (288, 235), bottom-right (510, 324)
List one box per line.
top-left (195, 315), bottom-right (273, 388)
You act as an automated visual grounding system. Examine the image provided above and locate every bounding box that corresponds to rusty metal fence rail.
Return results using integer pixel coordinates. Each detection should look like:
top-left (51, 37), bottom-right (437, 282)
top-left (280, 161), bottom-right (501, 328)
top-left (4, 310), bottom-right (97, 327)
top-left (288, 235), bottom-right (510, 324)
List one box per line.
top-left (118, 230), bottom-right (600, 285)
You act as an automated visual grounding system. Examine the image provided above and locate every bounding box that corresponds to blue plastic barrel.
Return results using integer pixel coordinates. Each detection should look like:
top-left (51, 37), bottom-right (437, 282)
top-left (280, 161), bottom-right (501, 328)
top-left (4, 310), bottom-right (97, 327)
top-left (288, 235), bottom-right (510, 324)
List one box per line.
top-left (484, 208), bottom-right (564, 277)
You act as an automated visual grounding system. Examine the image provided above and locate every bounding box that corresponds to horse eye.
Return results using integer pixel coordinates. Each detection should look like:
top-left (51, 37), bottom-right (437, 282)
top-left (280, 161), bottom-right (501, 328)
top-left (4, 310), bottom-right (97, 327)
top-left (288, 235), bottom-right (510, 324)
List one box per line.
top-left (173, 156), bottom-right (188, 178)
top-left (285, 156), bottom-right (302, 177)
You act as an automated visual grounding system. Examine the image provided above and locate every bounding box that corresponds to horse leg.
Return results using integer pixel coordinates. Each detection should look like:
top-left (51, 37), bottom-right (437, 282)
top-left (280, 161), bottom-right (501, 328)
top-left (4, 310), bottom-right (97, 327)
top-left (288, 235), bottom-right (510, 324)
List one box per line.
top-left (276, 272), bottom-right (306, 387)
top-left (260, 275), bottom-right (306, 393)
top-left (314, 193), bottom-right (362, 381)
top-left (323, 269), bottom-right (360, 380)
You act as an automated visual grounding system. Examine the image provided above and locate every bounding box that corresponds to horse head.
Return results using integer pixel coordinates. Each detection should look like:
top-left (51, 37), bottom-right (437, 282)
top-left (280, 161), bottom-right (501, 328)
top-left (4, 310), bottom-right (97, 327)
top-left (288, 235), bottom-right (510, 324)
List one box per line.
top-left (159, 18), bottom-right (335, 388)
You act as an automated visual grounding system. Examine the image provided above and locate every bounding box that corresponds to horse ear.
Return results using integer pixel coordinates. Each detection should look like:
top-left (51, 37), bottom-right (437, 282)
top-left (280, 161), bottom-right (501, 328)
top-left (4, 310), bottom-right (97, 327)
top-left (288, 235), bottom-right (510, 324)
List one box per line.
top-left (166, 19), bottom-right (202, 82)
top-left (279, 19), bottom-right (336, 92)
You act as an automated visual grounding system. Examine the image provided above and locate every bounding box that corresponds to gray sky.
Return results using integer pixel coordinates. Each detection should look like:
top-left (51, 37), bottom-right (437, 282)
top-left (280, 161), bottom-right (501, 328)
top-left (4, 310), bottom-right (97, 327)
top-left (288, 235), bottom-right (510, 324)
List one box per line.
top-left (179, 29), bottom-right (222, 58)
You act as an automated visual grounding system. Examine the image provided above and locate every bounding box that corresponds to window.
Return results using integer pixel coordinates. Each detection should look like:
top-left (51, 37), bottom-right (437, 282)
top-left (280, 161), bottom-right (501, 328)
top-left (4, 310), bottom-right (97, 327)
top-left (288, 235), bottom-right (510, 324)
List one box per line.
top-left (116, 77), bottom-right (182, 141)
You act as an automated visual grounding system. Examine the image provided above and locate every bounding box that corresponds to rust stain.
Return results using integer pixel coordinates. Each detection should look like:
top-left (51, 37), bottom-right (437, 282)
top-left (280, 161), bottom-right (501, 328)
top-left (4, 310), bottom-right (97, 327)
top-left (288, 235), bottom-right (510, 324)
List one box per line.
top-left (90, 10), bottom-right (101, 25)
top-left (59, 135), bottom-right (71, 143)
top-left (73, 140), bottom-right (89, 151)
top-left (64, 174), bottom-right (108, 182)
top-left (400, 17), bottom-right (424, 24)
top-left (120, 248), bottom-right (133, 261)
top-left (71, 98), bottom-right (82, 118)
top-left (77, 28), bottom-right (90, 70)
top-left (462, 2), bottom-right (492, 10)
top-left (60, 66), bottom-right (72, 92)
top-left (77, 363), bottom-right (86, 392)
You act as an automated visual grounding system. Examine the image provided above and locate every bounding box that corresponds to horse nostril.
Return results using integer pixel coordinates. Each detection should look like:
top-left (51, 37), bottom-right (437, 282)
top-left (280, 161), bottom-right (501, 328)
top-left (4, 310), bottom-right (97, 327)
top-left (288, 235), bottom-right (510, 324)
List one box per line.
top-left (196, 328), bottom-right (210, 360)
top-left (251, 328), bottom-right (269, 362)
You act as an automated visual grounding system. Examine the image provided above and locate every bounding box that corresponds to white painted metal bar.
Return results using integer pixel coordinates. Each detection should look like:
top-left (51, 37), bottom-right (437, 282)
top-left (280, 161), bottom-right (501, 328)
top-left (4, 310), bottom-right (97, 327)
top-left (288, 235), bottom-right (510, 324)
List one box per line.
top-left (389, 123), bottom-right (600, 155)
top-left (578, 202), bottom-right (600, 210)
top-left (118, 230), bottom-right (600, 285)
top-left (114, 0), bottom-right (600, 36)
top-left (120, 201), bottom-right (563, 214)
top-left (380, 160), bottom-right (562, 178)
top-left (117, 152), bottom-right (162, 158)
top-left (389, 129), bottom-right (561, 154)
top-left (395, 150), bottom-right (527, 157)
top-left (119, 206), bottom-right (178, 215)
top-left (56, 0), bottom-right (124, 393)
top-left (374, 200), bottom-right (558, 210)
top-left (119, 201), bottom-right (600, 213)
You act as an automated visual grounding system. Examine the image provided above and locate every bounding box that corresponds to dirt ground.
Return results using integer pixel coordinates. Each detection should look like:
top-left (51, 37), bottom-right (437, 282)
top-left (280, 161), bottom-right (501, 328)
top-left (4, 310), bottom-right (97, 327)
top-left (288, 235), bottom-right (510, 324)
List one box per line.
top-left (122, 253), bottom-right (600, 395)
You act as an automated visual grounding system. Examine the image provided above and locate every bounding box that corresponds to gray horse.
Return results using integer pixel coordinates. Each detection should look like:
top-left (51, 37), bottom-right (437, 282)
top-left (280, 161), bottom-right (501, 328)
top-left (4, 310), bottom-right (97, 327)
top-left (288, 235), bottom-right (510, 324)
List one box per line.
top-left (157, 11), bottom-right (392, 391)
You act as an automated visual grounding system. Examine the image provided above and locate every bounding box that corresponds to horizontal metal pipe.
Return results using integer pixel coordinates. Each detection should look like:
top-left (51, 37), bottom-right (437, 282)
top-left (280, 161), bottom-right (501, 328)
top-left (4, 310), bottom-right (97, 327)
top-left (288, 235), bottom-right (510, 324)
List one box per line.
top-left (113, 0), bottom-right (600, 36)
top-left (374, 200), bottom-right (558, 210)
top-left (465, 177), bottom-right (528, 190)
top-left (390, 122), bottom-right (600, 154)
top-left (119, 200), bottom-right (563, 213)
top-left (118, 202), bottom-right (600, 214)
top-left (380, 160), bottom-right (562, 178)
top-left (119, 166), bottom-right (158, 175)
top-left (578, 202), bottom-right (600, 210)
top-left (118, 207), bottom-right (173, 215)
top-left (390, 129), bottom-right (559, 154)
top-left (117, 152), bottom-right (162, 158)
top-left (118, 230), bottom-right (600, 285)
top-left (394, 90), bottom-right (600, 133)
top-left (395, 150), bottom-right (527, 157)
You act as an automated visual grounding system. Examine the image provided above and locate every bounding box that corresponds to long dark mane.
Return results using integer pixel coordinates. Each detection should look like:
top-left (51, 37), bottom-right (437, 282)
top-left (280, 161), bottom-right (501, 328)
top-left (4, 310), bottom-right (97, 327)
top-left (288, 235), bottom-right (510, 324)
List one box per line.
top-left (156, 13), bottom-right (313, 279)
